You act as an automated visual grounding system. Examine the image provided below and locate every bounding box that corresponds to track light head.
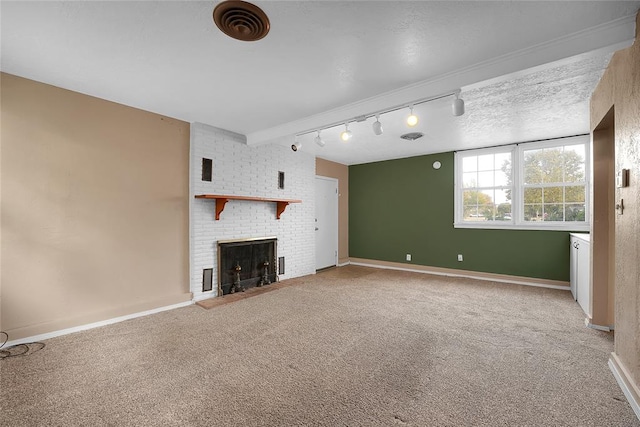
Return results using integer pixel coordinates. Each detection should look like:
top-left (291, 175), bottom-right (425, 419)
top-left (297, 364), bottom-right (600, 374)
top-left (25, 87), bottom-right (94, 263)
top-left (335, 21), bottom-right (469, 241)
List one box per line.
top-left (291, 139), bottom-right (302, 151)
top-left (315, 131), bottom-right (325, 147)
top-left (406, 105), bottom-right (418, 127)
top-left (452, 91), bottom-right (465, 116)
top-left (340, 123), bottom-right (352, 142)
top-left (372, 115), bottom-right (383, 136)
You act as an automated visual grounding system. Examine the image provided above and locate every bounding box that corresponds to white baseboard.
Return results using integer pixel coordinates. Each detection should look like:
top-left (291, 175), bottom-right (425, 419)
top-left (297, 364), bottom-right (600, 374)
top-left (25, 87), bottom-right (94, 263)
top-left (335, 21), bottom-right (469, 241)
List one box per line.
top-left (609, 353), bottom-right (640, 421)
top-left (346, 258), bottom-right (571, 291)
top-left (3, 300), bottom-right (194, 348)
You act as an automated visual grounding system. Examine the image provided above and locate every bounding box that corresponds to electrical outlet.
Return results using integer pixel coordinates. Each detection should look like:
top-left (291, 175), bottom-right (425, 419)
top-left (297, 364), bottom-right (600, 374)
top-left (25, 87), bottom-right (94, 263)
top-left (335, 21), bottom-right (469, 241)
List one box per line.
top-left (406, 254), bottom-right (412, 261)
top-left (457, 254), bottom-right (463, 262)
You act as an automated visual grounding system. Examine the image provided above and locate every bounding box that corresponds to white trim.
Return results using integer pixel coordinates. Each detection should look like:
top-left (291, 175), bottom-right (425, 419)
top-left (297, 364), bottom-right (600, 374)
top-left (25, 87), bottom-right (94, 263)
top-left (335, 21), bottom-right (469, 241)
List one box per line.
top-left (189, 123), bottom-right (196, 305)
top-left (337, 260), bottom-right (350, 267)
top-left (609, 354), bottom-right (640, 421)
top-left (347, 259), bottom-right (570, 291)
top-left (585, 317), bottom-right (612, 332)
top-left (454, 223), bottom-right (591, 232)
top-left (3, 301), bottom-right (194, 348)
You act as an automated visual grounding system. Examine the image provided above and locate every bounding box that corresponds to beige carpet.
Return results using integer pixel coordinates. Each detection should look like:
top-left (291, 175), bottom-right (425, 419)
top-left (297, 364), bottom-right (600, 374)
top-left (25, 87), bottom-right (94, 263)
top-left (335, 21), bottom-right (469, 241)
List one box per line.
top-left (2, 266), bottom-right (638, 426)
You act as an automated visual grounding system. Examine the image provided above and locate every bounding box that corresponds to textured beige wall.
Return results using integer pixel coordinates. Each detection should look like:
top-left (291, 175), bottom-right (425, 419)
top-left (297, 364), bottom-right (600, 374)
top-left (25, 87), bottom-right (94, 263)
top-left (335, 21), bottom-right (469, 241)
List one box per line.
top-left (315, 158), bottom-right (349, 264)
top-left (1, 73), bottom-right (191, 340)
top-left (590, 11), bottom-right (640, 396)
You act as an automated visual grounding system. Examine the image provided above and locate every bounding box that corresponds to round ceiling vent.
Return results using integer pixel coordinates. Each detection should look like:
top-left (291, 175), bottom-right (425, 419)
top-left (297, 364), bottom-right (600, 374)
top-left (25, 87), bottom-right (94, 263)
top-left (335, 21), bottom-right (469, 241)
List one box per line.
top-left (213, 1), bottom-right (270, 42)
top-left (400, 132), bottom-right (424, 141)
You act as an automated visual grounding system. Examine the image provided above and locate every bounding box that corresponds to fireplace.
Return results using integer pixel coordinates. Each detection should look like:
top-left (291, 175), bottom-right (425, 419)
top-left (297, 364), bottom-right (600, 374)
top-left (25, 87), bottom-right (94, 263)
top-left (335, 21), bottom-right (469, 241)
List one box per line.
top-left (217, 237), bottom-right (277, 295)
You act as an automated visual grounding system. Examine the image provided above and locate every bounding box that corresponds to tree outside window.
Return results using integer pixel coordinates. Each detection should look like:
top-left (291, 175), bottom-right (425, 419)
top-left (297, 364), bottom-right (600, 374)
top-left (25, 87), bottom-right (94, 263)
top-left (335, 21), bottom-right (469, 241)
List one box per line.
top-left (502, 144), bottom-right (586, 222)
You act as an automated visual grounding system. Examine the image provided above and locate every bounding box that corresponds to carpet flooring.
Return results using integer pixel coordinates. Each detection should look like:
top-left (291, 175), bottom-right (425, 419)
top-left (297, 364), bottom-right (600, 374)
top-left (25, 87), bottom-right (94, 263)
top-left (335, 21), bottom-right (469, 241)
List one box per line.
top-left (1, 266), bottom-right (638, 426)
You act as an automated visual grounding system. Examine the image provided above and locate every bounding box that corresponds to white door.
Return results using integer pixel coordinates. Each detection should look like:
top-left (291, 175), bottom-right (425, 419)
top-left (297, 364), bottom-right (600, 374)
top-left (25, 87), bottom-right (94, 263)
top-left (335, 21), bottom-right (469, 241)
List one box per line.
top-left (315, 176), bottom-right (338, 270)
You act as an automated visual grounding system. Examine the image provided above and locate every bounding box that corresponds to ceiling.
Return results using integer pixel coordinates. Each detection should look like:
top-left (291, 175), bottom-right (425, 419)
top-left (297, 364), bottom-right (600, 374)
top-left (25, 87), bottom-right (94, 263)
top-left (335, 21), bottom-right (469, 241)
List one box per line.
top-left (2, 1), bottom-right (639, 165)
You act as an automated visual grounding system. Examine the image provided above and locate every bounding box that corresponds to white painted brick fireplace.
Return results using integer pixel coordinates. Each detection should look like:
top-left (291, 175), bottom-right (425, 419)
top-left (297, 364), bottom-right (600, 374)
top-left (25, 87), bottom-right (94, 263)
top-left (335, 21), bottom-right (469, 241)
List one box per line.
top-left (189, 122), bottom-right (316, 301)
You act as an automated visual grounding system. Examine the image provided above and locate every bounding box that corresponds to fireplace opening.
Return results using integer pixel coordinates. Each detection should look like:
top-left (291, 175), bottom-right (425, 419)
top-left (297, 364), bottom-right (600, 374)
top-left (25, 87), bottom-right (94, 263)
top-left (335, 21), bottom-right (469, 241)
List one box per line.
top-left (218, 237), bottom-right (277, 295)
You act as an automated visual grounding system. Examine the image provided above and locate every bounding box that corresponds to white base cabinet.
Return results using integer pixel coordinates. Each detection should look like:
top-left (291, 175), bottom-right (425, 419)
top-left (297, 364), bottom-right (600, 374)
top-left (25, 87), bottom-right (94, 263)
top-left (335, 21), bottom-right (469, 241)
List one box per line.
top-left (570, 233), bottom-right (591, 317)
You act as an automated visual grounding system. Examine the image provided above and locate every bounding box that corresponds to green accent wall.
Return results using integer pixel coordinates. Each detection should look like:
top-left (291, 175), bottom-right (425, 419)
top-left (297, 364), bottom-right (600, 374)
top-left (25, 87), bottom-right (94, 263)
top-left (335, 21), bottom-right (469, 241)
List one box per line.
top-left (349, 152), bottom-right (571, 281)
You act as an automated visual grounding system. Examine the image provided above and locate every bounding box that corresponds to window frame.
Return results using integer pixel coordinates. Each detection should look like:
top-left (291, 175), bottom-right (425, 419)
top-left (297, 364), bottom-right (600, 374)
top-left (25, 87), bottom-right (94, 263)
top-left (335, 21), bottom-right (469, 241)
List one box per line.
top-left (454, 135), bottom-right (590, 231)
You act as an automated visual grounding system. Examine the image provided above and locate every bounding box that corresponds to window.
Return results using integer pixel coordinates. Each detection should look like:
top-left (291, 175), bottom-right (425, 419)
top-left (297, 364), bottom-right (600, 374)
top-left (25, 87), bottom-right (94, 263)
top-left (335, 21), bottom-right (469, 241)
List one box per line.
top-left (455, 135), bottom-right (589, 231)
top-left (460, 147), bottom-right (514, 224)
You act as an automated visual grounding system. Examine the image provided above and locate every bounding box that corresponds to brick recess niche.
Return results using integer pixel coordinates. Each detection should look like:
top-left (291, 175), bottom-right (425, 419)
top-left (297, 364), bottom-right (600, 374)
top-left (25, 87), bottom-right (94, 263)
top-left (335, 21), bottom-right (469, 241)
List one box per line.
top-left (190, 122), bottom-right (316, 300)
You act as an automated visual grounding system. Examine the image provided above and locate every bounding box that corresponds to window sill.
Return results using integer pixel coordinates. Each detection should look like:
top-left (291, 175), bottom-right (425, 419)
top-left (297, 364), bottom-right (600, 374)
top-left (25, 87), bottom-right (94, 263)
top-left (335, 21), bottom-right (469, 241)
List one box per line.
top-left (454, 222), bottom-right (590, 232)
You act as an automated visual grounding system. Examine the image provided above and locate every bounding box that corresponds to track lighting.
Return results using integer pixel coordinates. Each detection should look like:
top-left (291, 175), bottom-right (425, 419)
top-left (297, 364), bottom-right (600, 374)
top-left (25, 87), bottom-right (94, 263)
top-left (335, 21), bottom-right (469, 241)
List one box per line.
top-left (372, 115), bottom-right (383, 136)
top-left (452, 90), bottom-right (465, 116)
top-left (290, 88), bottom-right (465, 150)
top-left (406, 105), bottom-right (418, 127)
top-left (340, 123), bottom-right (352, 142)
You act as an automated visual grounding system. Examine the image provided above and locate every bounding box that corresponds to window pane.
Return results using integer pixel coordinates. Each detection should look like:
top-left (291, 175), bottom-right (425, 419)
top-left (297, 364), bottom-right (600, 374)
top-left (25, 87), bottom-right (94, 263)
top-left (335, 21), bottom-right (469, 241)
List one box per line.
top-left (481, 189), bottom-right (495, 204)
top-left (460, 151), bottom-right (512, 222)
top-left (478, 171), bottom-right (494, 187)
top-left (480, 204), bottom-right (495, 221)
top-left (463, 205), bottom-right (478, 220)
top-left (493, 189), bottom-right (510, 205)
top-left (524, 204), bottom-right (543, 221)
top-left (543, 187), bottom-right (563, 203)
top-left (563, 145), bottom-right (586, 182)
top-left (523, 149), bottom-right (543, 184)
top-left (462, 156), bottom-right (477, 173)
top-left (463, 172), bottom-right (477, 188)
top-left (544, 204), bottom-right (564, 221)
top-left (463, 190), bottom-right (478, 207)
top-left (541, 148), bottom-right (564, 183)
top-left (478, 154), bottom-right (494, 171)
top-left (565, 186), bottom-right (585, 203)
top-left (565, 204), bottom-right (586, 221)
top-left (495, 152), bottom-right (511, 171)
top-left (482, 190), bottom-right (495, 221)
top-left (524, 187), bottom-right (542, 204)
top-left (495, 169), bottom-right (509, 186)
top-left (496, 202), bottom-right (512, 221)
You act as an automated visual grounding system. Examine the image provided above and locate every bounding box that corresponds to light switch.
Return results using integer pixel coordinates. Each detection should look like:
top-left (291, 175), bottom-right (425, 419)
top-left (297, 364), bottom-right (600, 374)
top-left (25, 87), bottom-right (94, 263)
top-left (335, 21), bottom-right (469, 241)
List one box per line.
top-left (617, 169), bottom-right (629, 188)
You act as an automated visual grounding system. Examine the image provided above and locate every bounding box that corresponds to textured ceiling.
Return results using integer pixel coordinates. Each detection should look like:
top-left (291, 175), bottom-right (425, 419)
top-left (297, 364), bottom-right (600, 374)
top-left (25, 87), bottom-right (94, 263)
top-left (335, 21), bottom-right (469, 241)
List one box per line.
top-left (1, 1), bottom-right (639, 165)
top-left (296, 53), bottom-right (613, 165)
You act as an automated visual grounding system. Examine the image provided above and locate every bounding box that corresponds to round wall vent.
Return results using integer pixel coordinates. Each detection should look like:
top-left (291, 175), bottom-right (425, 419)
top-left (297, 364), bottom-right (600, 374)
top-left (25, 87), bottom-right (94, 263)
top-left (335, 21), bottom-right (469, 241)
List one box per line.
top-left (400, 132), bottom-right (424, 141)
top-left (213, 1), bottom-right (270, 42)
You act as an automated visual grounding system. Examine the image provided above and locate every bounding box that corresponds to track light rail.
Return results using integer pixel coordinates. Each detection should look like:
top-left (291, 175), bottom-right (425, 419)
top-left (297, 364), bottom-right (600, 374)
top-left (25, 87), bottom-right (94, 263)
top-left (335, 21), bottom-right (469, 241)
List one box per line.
top-left (294, 89), bottom-right (461, 139)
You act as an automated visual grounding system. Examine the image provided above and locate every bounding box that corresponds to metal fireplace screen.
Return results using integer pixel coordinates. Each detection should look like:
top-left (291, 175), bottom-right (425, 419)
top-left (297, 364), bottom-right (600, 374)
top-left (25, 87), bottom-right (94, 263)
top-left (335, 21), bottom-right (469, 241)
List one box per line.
top-left (217, 237), bottom-right (277, 295)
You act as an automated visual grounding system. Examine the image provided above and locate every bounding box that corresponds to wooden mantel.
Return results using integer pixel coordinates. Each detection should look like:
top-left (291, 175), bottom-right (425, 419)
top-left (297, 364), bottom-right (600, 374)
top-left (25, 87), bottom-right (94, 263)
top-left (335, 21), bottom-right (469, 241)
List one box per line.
top-left (195, 194), bottom-right (302, 220)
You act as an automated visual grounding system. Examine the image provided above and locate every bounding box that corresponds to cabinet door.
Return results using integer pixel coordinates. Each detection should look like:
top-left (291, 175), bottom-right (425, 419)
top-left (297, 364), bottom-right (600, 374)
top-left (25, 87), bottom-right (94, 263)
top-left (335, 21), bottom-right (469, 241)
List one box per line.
top-left (570, 238), bottom-right (578, 300)
top-left (576, 240), bottom-right (591, 317)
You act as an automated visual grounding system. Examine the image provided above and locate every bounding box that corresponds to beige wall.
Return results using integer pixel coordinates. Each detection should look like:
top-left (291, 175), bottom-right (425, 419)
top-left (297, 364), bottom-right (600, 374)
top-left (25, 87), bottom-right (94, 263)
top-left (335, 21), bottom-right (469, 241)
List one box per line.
top-left (315, 158), bottom-right (349, 264)
top-left (1, 73), bottom-right (191, 340)
top-left (590, 11), bottom-right (640, 402)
